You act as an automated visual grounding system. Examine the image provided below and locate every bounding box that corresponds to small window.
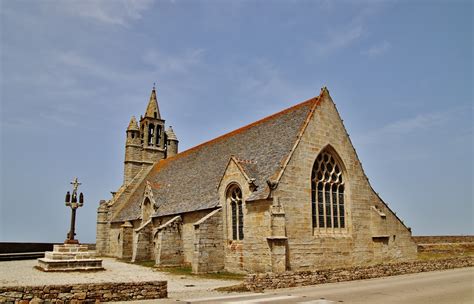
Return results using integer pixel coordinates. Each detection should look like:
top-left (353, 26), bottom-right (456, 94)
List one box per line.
top-left (227, 185), bottom-right (244, 240)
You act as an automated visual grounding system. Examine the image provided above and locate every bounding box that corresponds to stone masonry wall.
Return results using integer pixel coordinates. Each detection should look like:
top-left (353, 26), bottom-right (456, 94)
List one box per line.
top-left (219, 159), bottom-right (273, 273)
top-left (132, 224), bottom-right (153, 262)
top-left (180, 210), bottom-right (212, 265)
top-left (192, 209), bottom-right (225, 273)
top-left (155, 217), bottom-right (184, 266)
top-left (0, 281), bottom-right (167, 303)
top-left (95, 200), bottom-right (109, 256)
top-left (244, 257), bottom-right (474, 291)
top-left (275, 91), bottom-right (417, 271)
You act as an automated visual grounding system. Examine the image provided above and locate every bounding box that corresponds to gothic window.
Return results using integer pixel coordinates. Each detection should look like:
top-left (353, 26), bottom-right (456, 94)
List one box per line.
top-left (228, 185), bottom-right (244, 240)
top-left (311, 149), bottom-right (345, 230)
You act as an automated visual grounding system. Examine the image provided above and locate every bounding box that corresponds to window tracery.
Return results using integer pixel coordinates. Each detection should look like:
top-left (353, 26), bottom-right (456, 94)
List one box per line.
top-left (311, 150), bottom-right (345, 230)
top-left (228, 185), bottom-right (244, 240)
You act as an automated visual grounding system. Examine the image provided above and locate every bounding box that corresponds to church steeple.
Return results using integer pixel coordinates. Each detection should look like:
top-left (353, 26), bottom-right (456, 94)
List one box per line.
top-left (122, 85), bottom-right (176, 186)
top-left (144, 86), bottom-right (161, 119)
top-left (139, 85), bottom-right (166, 164)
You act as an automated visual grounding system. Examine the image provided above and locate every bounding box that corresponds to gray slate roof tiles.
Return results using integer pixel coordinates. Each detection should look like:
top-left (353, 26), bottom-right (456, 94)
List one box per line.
top-left (112, 96), bottom-right (318, 222)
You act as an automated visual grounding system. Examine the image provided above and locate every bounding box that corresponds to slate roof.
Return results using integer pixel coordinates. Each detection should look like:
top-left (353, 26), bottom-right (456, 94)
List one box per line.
top-left (112, 95), bottom-right (320, 222)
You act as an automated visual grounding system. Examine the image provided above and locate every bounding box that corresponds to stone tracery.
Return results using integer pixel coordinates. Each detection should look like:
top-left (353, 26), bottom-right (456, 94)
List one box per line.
top-left (311, 149), bottom-right (345, 230)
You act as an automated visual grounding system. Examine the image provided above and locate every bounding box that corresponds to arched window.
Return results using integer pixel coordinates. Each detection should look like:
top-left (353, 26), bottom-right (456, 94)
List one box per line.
top-left (228, 185), bottom-right (244, 240)
top-left (311, 149), bottom-right (345, 230)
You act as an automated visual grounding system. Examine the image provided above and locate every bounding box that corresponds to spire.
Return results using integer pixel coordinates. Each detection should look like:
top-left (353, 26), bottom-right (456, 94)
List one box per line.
top-left (144, 86), bottom-right (161, 119)
top-left (127, 116), bottom-right (139, 131)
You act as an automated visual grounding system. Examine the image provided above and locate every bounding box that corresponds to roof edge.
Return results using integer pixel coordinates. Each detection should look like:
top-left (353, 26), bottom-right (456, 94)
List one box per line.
top-left (160, 95), bottom-right (320, 165)
top-left (272, 87), bottom-right (328, 187)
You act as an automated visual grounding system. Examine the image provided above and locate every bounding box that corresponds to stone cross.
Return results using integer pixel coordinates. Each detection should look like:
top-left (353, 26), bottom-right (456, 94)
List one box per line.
top-left (64, 177), bottom-right (84, 244)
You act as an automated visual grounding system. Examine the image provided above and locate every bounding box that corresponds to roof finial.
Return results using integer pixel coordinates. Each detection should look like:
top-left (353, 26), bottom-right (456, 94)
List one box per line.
top-left (153, 82), bottom-right (156, 91)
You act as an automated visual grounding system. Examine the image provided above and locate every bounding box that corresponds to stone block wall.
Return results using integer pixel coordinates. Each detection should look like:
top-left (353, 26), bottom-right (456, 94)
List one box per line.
top-left (132, 224), bottom-right (153, 262)
top-left (118, 222), bottom-right (134, 259)
top-left (244, 257), bottom-right (474, 291)
top-left (124, 136), bottom-right (143, 185)
top-left (95, 200), bottom-right (110, 256)
top-left (155, 216), bottom-right (184, 266)
top-left (242, 200), bottom-right (273, 273)
top-left (0, 281), bottom-right (167, 303)
top-left (275, 92), bottom-right (417, 271)
top-left (180, 210), bottom-right (211, 265)
top-left (218, 159), bottom-right (273, 273)
top-left (192, 209), bottom-right (225, 273)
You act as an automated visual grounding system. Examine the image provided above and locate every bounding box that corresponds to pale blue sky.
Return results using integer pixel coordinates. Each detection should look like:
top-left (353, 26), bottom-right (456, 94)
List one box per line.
top-left (1, 0), bottom-right (472, 243)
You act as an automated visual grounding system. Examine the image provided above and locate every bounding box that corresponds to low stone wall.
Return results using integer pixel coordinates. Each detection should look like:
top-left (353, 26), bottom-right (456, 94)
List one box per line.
top-left (413, 235), bottom-right (474, 244)
top-left (244, 257), bottom-right (474, 291)
top-left (0, 281), bottom-right (167, 303)
top-left (0, 243), bottom-right (96, 254)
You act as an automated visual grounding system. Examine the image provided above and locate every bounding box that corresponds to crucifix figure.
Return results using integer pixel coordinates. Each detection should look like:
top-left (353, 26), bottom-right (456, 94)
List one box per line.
top-left (64, 177), bottom-right (84, 244)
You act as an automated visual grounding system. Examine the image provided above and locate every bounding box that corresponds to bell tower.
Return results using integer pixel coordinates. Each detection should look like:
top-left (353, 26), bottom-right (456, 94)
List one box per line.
top-left (139, 86), bottom-right (166, 165)
top-left (122, 85), bottom-right (179, 186)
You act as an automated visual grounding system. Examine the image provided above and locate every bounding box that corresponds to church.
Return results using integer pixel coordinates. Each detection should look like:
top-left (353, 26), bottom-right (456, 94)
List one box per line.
top-left (96, 86), bottom-right (417, 274)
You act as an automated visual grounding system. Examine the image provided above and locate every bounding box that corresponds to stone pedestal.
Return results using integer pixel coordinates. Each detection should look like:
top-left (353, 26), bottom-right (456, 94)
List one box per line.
top-left (37, 244), bottom-right (104, 272)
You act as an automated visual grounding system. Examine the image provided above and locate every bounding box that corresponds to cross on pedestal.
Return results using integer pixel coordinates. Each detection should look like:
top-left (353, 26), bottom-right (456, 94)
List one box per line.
top-left (64, 177), bottom-right (84, 244)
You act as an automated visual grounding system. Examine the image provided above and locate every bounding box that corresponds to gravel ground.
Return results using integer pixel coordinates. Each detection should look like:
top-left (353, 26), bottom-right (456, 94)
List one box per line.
top-left (0, 258), bottom-right (243, 302)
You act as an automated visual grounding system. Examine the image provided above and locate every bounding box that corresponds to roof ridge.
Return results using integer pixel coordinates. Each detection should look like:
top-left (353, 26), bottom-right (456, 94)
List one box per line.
top-left (113, 93), bottom-right (321, 222)
top-left (159, 96), bottom-right (319, 166)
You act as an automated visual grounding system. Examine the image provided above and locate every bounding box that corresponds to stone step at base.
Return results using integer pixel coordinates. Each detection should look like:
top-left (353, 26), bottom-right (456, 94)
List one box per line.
top-left (36, 258), bottom-right (104, 272)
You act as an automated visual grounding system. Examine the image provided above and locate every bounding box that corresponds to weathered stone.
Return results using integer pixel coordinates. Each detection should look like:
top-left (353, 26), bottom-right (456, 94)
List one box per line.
top-left (244, 257), bottom-right (474, 291)
top-left (97, 87), bottom-right (418, 274)
top-left (0, 281), bottom-right (167, 302)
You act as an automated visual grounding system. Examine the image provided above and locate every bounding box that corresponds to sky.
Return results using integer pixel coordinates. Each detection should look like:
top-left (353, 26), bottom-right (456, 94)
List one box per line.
top-left (0, 0), bottom-right (472, 243)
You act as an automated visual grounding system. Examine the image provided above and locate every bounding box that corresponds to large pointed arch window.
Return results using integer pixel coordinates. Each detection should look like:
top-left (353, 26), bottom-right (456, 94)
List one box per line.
top-left (311, 149), bottom-right (345, 230)
top-left (227, 185), bottom-right (244, 240)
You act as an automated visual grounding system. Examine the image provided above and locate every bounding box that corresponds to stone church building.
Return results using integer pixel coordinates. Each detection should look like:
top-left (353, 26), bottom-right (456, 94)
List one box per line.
top-left (96, 86), bottom-right (417, 273)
